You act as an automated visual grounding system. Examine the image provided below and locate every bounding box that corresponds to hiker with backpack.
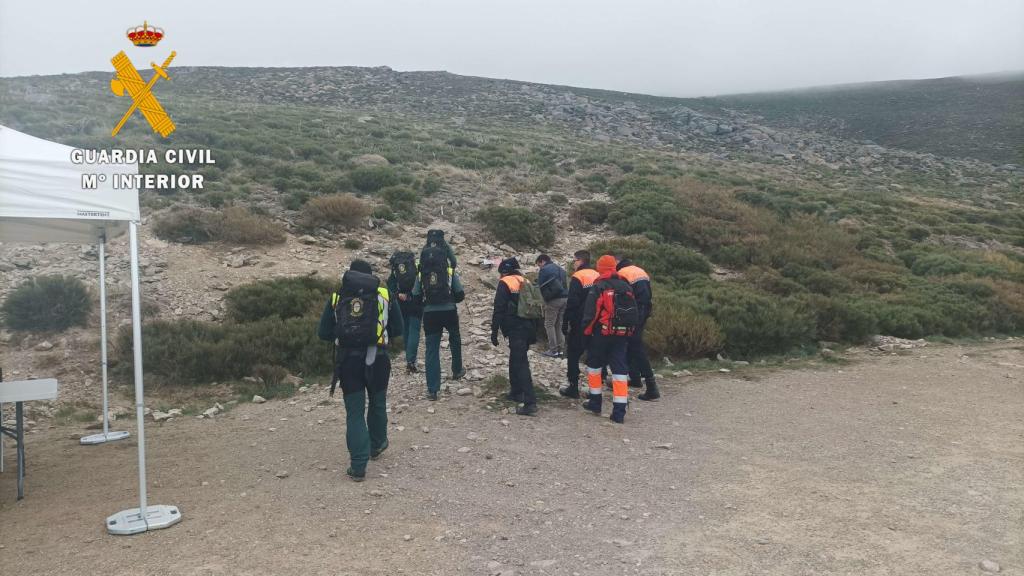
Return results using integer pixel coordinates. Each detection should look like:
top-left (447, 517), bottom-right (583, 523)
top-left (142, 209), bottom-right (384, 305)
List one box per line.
top-left (388, 251), bottom-right (422, 373)
top-left (411, 242), bottom-right (466, 401)
top-left (423, 229), bottom-right (457, 270)
top-left (580, 255), bottom-right (639, 423)
top-left (490, 257), bottom-right (542, 416)
top-left (317, 260), bottom-right (404, 481)
top-left (535, 254), bottom-right (569, 358)
top-left (559, 250), bottom-right (600, 399)
top-left (616, 258), bottom-right (659, 401)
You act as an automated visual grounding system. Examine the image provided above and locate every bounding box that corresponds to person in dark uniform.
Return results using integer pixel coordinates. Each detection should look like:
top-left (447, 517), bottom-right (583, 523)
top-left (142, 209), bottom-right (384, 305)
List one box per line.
top-left (490, 257), bottom-right (539, 416)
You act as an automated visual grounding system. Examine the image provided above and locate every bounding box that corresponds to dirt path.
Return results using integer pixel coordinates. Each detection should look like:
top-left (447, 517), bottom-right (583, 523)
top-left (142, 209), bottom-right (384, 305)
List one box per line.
top-left (2, 341), bottom-right (1022, 575)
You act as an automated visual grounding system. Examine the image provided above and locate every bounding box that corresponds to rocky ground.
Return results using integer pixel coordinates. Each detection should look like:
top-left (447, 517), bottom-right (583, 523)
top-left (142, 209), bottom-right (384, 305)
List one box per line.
top-left (1, 339), bottom-right (1022, 575)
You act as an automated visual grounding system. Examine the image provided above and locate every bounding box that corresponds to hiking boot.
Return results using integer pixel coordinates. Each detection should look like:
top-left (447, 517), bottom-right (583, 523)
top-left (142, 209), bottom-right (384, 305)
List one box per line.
top-left (427, 391), bottom-right (439, 401)
top-left (346, 467), bottom-right (366, 482)
top-left (370, 440), bottom-right (389, 460)
top-left (610, 404), bottom-right (626, 424)
top-left (406, 362), bottom-right (418, 373)
top-left (582, 393), bottom-right (602, 415)
top-left (540, 350), bottom-right (560, 359)
top-left (638, 379), bottom-right (661, 401)
top-left (628, 379), bottom-right (644, 389)
top-left (506, 391), bottom-right (524, 403)
top-left (516, 403), bottom-right (538, 417)
top-left (559, 383), bottom-right (580, 399)
top-left (451, 369), bottom-right (466, 380)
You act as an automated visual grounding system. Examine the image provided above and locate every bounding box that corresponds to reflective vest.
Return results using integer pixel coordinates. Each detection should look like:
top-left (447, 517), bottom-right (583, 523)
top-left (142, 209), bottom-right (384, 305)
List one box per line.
top-left (499, 274), bottom-right (525, 293)
top-left (331, 286), bottom-right (390, 346)
top-left (617, 265), bottom-right (650, 285)
top-left (572, 268), bottom-right (600, 289)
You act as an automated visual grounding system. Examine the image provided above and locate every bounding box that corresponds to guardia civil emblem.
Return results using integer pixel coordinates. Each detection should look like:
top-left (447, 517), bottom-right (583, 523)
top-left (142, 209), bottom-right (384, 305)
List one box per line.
top-left (350, 299), bottom-right (364, 316)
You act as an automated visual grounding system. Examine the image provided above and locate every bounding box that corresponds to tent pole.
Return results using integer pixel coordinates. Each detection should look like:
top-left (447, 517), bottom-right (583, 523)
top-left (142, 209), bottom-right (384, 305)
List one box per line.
top-left (80, 236), bottom-right (128, 446)
top-left (129, 222), bottom-right (148, 515)
top-left (107, 221), bottom-right (180, 535)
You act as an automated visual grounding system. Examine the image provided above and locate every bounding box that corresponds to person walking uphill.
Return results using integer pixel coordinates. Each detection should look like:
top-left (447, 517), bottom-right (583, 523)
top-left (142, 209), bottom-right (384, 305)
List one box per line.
top-left (388, 251), bottom-right (422, 373)
top-left (616, 258), bottom-right (659, 401)
top-left (412, 243), bottom-right (465, 401)
top-left (559, 250), bottom-right (599, 399)
top-left (581, 255), bottom-right (639, 423)
top-left (536, 254), bottom-right (569, 358)
top-left (317, 260), bottom-right (403, 482)
top-left (490, 257), bottom-right (541, 416)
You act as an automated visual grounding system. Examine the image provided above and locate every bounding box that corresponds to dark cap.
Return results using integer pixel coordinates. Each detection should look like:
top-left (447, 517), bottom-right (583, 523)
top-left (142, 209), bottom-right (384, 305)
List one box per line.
top-left (349, 259), bottom-right (373, 274)
top-left (498, 257), bottom-right (520, 275)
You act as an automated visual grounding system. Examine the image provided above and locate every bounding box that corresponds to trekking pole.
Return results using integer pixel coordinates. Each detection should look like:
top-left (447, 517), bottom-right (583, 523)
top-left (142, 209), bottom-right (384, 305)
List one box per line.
top-left (329, 344), bottom-right (339, 397)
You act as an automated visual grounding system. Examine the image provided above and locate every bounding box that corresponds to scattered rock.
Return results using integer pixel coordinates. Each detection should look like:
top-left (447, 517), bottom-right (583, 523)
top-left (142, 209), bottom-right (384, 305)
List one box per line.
top-left (457, 446), bottom-right (472, 453)
top-left (152, 411), bottom-right (172, 422)
top-left (275, 471), bottom-right (290, 479)
top-left (456, 387), bottom-right (472, 396)
top-left (252, 395), bottom-right (267, 404)
top-left (297, 235), bottom-right (318, 245)
top-left (979, 560), bottom-right (1001, 573)
top-left (34, 341), bottom-right (54, 351)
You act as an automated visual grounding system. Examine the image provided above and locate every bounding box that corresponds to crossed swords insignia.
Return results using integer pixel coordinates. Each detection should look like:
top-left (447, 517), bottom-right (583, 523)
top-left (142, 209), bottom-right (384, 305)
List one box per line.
top-left (110, 50), bottom-right (176, 137)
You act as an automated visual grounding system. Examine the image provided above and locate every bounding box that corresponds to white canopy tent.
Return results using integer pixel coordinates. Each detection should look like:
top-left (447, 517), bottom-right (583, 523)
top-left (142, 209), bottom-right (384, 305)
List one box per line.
top-left (0, 125), bottom-right (180, 535)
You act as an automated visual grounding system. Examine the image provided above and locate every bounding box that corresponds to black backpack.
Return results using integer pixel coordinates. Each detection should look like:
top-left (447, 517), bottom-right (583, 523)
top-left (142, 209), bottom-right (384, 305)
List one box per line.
top-left (390, 251), bottom-right (418, 293)
top-left (419, 246), bottom-right (451, 305)
top-left (334, 270), bottom-right (380, 347)
top-left (598, 278), bottom-right (639, 336)
top-left (426, 229), bottom-right (446, 249)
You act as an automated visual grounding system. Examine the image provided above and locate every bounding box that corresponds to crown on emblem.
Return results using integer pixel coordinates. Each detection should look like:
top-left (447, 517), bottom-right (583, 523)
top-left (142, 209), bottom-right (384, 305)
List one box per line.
top-left (126, 21), bottom-right (164, 47)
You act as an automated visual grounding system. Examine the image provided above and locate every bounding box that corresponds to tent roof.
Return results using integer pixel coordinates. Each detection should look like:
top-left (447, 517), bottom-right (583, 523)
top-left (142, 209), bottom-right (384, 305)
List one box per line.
top-left (0, 125), bottom-right (139, 244)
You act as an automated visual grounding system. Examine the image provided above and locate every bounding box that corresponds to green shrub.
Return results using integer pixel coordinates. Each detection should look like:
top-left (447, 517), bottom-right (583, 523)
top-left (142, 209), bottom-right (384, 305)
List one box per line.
top-left (421, 176), bottom-right (442, 196)
top-left (216, 206), bottom-right (287, 245)
top-left (224, 276), bottom-right (333, 322)
top-left (344, 238), bottom-right (364, 250)
top-left (906, 226), bottom-right (930, 241)
top-left (350, 165), bottom-right (399, 193)
top-left (476, 206), bottom-right (556, 248)
top-left (302, 193), bottom-right (371, 230)
top-left (283, 191), bottom-right (310, 210)
top-left (252, 364), bottom-right (288, 386)
top-left (547, 193), bottom-right (568, 206)
top-left (380, 185), bottom-right (419, 218)
top-left (645, 296), bottom-right (724, 359)
top-left (587, 237), bottom-right (711, 285)
top-left (572, 201), bottom-right (610, 224)
top-left (802, 294), bottom-right (878, 343)
top-left (153, 207), bottom-right (215, 243)
top-left (115, 317), bottom-right (333, 385)
top-left (2, 275), bottom-right (91, 331)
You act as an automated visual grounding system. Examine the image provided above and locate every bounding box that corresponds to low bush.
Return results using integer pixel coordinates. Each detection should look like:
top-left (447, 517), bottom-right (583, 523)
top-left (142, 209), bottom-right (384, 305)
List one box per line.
top-left (2, 275), bottom-right (91, 331)
top-left (114, 317), bottom-right (333, 385)
top-left (644, 297), bottom-right (724, 359)
top-left (420, 176), bottom-right (442, 196)
top-left (224, 276), bottom-right (333, 322)
top-left (571, 200), bottom-right (610, 225)
top-left (476, 206), bottom-right (556, 248)
top-left (801, 294), bottom-right (878, 343)
top-left (350, 165), bottom-right (399, 193)
top-left (380, 185), bottom-right (419, 218)
top-left (153, 206), bottom-right (285, 245)
top-left (344, 238), bottom-right (364, 250)
top-left (302, 193), bottom-right (371, 230)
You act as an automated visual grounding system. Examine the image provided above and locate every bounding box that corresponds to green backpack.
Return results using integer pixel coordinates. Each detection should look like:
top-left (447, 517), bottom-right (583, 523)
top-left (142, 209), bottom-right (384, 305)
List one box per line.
top-left (516, 278), bottom-right (545, 320)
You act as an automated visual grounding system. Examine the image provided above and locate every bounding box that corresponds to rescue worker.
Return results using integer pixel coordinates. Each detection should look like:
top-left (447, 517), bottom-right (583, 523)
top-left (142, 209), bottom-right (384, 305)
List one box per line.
top-left (387, 251), bottom-right (422, 372)
top-left (412, 245), bottom-right (466, 400)
top-left (490, 257), bottom-right (539, 416)
top-left (581, 255), bottom-right (633, 423)
top-left (616, 257), bottom-right (659, 400)
top-left (559, 250), bottom-right (599, 398)
top-left (317, 260), bottom-right (403, 481)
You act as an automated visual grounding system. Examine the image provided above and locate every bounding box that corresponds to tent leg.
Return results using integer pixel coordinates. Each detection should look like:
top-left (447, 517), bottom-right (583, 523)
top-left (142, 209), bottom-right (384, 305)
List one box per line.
top-left (107, 221), bottom-right (180, 535)
top-left (81, 238), bottom-right (129, 446)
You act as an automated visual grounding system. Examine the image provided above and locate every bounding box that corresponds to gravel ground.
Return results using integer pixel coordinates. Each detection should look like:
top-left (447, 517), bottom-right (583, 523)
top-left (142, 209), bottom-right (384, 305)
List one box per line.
top-left (1, 341), bottom-right (1022, 575)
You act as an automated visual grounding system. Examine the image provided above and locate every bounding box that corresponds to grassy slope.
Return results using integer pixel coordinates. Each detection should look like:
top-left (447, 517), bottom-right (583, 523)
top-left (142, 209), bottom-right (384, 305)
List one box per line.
top-left (710, 73), bottom-right (1024, 165)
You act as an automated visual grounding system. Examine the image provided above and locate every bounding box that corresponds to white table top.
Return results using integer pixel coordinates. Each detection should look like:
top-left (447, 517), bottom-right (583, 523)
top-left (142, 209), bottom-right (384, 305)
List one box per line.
top-left (0, 379), bottom-right (59, 403)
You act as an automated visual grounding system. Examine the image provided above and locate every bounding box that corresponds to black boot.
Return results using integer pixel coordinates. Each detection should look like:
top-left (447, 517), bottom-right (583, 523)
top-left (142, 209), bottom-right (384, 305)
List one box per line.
top-left (516, 403), bottom-right (538, 416)
top-left (610, 403), bottom-right (626, 424)
top-left (628, 378), bottom-right (643, 389)
top-left (638, 379), bottom-right (660, 401)
top-left (559, 380), bottom-right (580, 399)
top-left (582, 392), bottom-right (602, 415)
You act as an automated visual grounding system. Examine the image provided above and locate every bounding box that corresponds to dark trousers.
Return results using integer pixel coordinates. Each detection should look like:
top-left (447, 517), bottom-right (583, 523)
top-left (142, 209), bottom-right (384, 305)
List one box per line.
top-left (507, 329), bottom-right (537, 405)
top-left (398, 301), bottom-right (422, 365)
top-left (339, 349), bottom-right (391, 473)
top-left (587, 333), bottom-right (629, 375)
top-left (422, 309), bottom-right (464, 393)
top-left (626, 316), bottom-right (654, 383)
top-left (565, 326), bottom-right (589, 385)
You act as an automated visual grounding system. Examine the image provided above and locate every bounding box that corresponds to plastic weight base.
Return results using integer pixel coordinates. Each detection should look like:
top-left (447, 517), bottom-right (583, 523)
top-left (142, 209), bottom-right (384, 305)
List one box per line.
top-left (106, 505), bottom-right (182, 535)
top-left (80, 431), bottom-right (130, 445)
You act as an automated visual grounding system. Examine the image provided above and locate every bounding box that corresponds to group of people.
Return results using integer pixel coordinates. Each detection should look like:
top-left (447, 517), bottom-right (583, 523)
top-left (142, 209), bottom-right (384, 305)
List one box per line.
top-left (317, 230), bottom-right (659, 481)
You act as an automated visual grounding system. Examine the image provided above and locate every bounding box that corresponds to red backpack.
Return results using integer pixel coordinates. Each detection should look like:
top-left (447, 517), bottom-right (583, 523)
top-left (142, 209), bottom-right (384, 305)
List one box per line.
top-left (592, 278), bottom-right (639, 337)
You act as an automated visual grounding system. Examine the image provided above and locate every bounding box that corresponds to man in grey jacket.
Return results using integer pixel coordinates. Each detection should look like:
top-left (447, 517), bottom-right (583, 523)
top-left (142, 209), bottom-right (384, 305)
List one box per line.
top-left (535, 254), bottom-right (568, 358)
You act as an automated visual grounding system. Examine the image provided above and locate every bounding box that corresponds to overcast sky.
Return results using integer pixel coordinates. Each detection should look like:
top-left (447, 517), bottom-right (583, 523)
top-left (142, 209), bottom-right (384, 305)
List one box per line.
top-left (1, 0), bottom-right (1021, 97)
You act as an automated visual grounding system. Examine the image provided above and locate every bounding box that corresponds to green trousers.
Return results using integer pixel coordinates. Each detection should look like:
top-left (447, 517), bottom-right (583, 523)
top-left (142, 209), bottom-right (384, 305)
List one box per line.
top-left (339, 350), bottom-right (391, 474)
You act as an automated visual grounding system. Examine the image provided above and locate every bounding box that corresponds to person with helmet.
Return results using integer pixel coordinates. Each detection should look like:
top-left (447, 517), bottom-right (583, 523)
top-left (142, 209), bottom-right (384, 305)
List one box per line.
top-left (616, 257), bottom-right (659, 400)
top-left (490, 257), bottom-right (539, 416)
top-left (317, 260), bottom-right (404, 481)
top-left (581, 255), bottom-right (635, 423)
top-left (559, 250), bottom-right (600, 398)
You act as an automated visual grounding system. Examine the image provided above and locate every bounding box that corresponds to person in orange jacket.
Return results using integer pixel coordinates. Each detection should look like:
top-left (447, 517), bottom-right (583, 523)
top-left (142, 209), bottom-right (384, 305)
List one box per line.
top-left (580, 255), bottom-right (636, 423)
top-left (616, 258), bottom-right (659, 400)
top-left (559, 250), bottom-right (600, 399)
